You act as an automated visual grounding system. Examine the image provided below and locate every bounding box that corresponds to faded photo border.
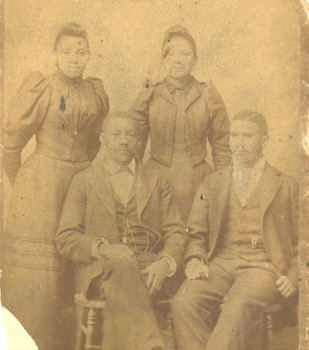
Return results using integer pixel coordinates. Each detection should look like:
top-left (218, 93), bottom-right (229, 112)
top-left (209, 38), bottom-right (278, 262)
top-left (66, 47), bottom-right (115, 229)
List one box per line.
top-left (300, 1), bottom-right (309, 349)
top-left (0, 0), bottom-right (308, 349)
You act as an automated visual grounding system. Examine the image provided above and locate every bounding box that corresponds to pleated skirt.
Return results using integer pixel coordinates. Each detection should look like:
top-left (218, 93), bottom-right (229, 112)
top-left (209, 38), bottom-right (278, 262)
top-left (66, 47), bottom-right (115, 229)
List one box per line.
top-left (2, 152), bottom-right (90, 350)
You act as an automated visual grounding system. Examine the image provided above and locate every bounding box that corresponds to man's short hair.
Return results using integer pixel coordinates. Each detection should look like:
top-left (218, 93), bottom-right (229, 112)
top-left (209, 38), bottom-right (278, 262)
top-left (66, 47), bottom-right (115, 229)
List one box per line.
top-left (232, 110), bottom-right (268, 137)
top-left (102, 111), bottom-right (139, 133)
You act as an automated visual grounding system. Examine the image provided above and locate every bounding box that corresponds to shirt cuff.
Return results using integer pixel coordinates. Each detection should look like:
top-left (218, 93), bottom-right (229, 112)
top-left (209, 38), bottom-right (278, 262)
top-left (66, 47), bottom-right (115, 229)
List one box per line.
top-left (91, 238), bottom-right (109, 259)
top-left (185, 255), bottom-right (207, 265)
top-left (158, 255), bottom-right (177, 277)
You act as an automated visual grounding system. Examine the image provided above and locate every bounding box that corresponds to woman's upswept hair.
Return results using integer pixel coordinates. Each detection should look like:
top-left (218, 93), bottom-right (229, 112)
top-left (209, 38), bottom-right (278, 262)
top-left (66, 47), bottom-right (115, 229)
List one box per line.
top-left (162, 25), bottom-right (197, 57)
top-left (54, 22), bottom-right (89, 50)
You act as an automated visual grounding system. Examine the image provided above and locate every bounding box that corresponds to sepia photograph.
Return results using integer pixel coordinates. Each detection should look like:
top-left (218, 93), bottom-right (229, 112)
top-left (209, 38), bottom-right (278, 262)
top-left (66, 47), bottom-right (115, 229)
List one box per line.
top-left (1, 0), bottom-right (307, 349)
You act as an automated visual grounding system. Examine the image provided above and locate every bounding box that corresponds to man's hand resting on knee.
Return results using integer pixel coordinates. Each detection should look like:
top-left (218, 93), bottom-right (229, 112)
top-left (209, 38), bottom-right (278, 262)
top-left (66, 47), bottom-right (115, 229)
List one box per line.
top-left (276, 275), bottom-right (297, 298)
top-left (142, 260), bottom-right (171, 296)
top-left (185, 258), bottom-right (209, 280)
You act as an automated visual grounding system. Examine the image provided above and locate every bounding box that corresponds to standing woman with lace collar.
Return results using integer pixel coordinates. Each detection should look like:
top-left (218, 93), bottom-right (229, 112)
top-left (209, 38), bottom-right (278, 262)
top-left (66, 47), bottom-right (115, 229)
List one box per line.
top-left (2, 23), bottom-right (109, 350)
top-left (129, 26), bottom-right (231, 221)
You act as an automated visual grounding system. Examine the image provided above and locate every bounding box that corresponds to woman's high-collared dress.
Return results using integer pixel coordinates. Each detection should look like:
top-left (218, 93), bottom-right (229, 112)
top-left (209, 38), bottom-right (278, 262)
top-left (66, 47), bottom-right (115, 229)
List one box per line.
top-left (129, 75), bottom-right (231, 221)
top-left (2, 70), bottom-right (109, 350)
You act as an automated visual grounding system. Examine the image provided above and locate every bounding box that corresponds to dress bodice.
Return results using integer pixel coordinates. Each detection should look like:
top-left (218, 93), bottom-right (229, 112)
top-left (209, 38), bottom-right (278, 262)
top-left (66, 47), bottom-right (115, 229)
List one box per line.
top-left (4, 70), bottom-right (109, 183)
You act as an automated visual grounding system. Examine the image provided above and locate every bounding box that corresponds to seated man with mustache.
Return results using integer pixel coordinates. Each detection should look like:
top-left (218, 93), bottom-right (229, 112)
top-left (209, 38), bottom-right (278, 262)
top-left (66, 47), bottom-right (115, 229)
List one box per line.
top-left (171, 110), bottom-right (298, 350)
top-left (56, 111), bottom-right (186, 350)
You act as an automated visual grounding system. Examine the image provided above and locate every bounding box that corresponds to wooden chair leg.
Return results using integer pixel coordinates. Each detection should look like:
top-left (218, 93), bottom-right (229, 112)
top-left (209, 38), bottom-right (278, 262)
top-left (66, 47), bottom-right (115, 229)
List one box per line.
top-left (266, 312), bottom-right (275, 350)
top-left (75, 305), bottom-right (84, 350)
top-left (85, 307), bottom-right (96, 350)
top-left (165, 311), bottom-right (176, 350)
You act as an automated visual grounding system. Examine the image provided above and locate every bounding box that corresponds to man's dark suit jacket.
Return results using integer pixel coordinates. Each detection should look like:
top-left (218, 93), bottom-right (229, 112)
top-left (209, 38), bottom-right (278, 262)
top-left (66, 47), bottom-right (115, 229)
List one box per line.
top-left (185, 162), bottom-right (298, 287)
top-left (56, 161), bottom-right (187, 294)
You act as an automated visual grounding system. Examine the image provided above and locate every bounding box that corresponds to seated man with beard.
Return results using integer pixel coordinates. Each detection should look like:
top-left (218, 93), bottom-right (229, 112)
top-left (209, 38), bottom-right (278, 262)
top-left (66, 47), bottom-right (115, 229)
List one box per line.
top-left (171, 110), bottom-right (298, 350)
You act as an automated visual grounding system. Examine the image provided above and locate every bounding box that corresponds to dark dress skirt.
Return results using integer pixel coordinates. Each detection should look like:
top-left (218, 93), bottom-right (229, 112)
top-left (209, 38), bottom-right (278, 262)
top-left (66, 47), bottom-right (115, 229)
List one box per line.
top-left (146, 155), bottom-right (212, 220)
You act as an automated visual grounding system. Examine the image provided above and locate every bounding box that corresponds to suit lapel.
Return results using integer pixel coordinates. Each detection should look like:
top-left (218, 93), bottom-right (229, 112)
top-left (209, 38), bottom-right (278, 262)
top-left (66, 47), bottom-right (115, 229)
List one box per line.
top-left (209, 170), bottom-right (231, 241)
top-left (260, 163), bottom-right (284, 217)
top-left (87, 160), bottom-right (157, 218)
top-left (136, 167), bottom-right (157, 219)
top-left (87, 164), bottom-right (116, 216)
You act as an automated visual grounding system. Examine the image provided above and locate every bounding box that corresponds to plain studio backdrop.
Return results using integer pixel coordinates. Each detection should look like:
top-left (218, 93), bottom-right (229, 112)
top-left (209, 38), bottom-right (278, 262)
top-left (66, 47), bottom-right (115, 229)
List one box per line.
top-left (4, 0), bottom-right (300, 177)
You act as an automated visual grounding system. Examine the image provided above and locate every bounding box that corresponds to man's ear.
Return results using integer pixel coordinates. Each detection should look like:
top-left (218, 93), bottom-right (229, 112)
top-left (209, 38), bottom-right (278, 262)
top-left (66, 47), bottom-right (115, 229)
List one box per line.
top-left (85, 51), bottom-right (91, 65)
top-left (193, 55), bottom-right (198, 67)
top-left (99, 132), bottom-right (106, 145)
top-left (54, 51), bottom-right (58, 68)
top-left (261, 135), bottom-right (269, 148)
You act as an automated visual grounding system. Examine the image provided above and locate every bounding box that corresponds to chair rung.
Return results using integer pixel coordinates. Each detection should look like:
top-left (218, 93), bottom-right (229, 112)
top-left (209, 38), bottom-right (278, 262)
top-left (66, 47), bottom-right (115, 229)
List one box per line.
top-left (77, 294), bottom-right (176, 349)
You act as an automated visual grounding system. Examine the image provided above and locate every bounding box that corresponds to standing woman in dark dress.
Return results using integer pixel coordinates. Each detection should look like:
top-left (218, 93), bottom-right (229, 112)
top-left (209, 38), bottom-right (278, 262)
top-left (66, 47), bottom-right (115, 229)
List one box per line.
top-left (2, 23), bottom-right (109, 350)
top-left (129, 26), bottom-right (231, 221)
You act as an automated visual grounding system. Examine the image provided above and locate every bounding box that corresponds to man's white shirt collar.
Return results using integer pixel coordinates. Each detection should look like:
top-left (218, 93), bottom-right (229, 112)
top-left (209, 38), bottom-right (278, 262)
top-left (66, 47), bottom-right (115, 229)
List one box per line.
top-left (105, 158), bottom-right (136, 176)
top-left (232, 156), bottom-right (266, 175)
top-left (232, 157), bottom-right (266, 206)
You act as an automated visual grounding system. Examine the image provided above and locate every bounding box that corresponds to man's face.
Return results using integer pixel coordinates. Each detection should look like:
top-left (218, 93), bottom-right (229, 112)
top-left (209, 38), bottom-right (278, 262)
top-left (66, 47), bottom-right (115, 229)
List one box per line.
top-left (55, 36), bottom-right (90, 79)
top-left (229, 120), bottom-right (267, 166)
top-left (163, 37), bottom-right (197, 80)
top-left (104, 118), bottom-right (138, 165)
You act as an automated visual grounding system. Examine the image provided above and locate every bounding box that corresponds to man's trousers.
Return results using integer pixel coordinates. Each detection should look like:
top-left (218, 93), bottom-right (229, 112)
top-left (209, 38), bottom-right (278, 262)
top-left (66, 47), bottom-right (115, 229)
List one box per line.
top-left (171, 257), bottom-right (281, 350)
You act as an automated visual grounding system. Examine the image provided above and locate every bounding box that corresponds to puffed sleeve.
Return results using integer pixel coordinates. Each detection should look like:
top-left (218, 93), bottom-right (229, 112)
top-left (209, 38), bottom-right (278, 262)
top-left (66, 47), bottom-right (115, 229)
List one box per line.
top-left (3, 72), bottom-right (50, 185)
top-left (204, 80), bottom-right (231, 170)
top-left (86, 77), bottom-right (109, 161)
top-left (129, 80), bottom-right (154, 161)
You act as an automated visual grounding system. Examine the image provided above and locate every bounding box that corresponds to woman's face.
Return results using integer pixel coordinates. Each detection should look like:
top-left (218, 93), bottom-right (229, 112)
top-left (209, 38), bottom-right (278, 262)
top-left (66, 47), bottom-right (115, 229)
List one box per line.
top-left (55, 35), bottom-right (90, 79)
top-left (163, 37), bottom-right (197, 80)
